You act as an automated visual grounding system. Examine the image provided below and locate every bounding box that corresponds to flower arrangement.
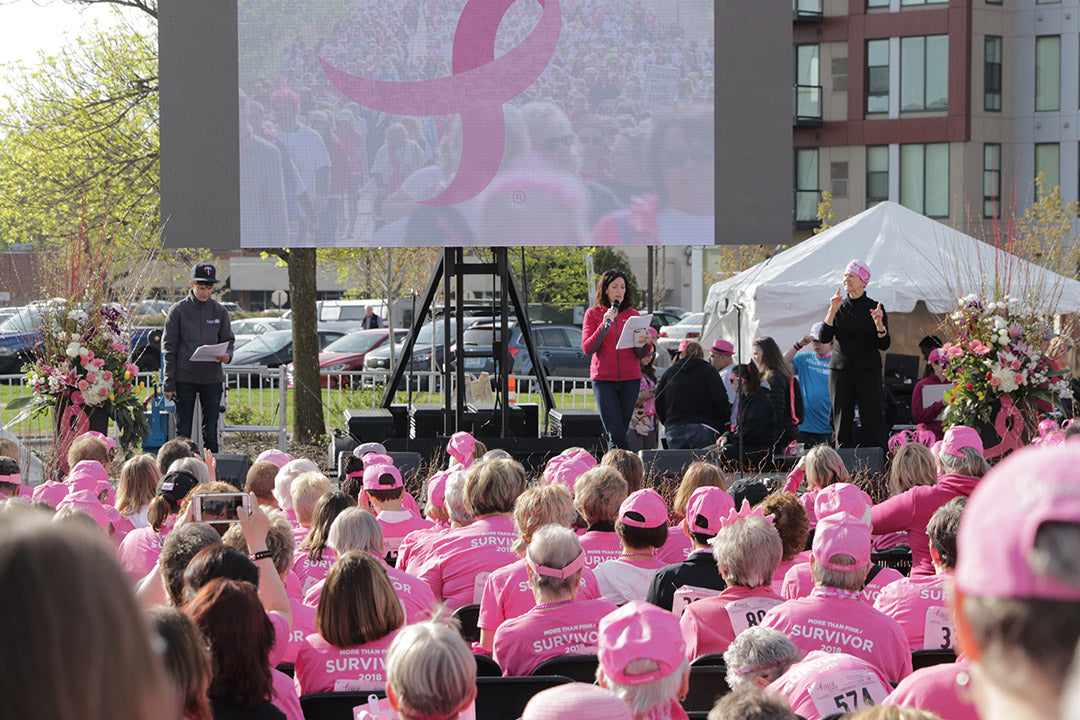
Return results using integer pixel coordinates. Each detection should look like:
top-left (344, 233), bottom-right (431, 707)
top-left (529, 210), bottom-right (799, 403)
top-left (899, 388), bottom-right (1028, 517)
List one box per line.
top-left (939, 293), bottom-right (1070, 428)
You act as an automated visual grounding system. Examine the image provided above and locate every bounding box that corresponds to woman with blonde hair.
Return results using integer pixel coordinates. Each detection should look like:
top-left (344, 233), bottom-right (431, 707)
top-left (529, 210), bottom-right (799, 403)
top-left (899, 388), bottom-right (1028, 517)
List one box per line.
top-left (889, 442), bottom-right (937, 495)
top-left (782, 444), bottom-right (849, 528)
top-left (478, 484), bottom-right (604, 650)
top-left (116, 453), bottom-right (160, 529)
top-left (295, 551), bottom-right (405, 694)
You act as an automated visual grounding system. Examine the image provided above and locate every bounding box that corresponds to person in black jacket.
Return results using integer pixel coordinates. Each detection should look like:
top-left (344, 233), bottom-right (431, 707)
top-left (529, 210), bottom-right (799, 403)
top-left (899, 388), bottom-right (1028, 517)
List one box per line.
top-left (646, 486), bottom-right (730, 611)
top-left (819, 259), bottom-right (890, 448)
top-left (716, 363), bottom-right (776, 468)
top-left (753, 336), bottom-right (803, 454)
top-left (655, 341), bottom-right (731, 449)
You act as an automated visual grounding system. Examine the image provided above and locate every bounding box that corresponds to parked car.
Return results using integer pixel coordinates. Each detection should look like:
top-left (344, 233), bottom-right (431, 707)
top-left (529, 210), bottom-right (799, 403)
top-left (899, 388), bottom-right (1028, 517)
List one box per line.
top-left (0, 306), bottom-right (41, 375)
top-left (656, 311), bottom-right (705, 351)
top-left (315, 299), bottom-right (389, 333)
top-left (363, 318), bottom-right (468, 389)
top-left (450, 322), bottom-right (589, 380)
top-left (650, 310), bottom-right (685, 331)
top-left (130, 299), bottom-right (172, 316)
top-left (292, 328), bottom-right (409, 388)
top-left (656, 306), bottom-right (690, 320)
top-left (229, 329), bottom-right (344, 386)
top-left (231, 317), bottom-right (292, 349)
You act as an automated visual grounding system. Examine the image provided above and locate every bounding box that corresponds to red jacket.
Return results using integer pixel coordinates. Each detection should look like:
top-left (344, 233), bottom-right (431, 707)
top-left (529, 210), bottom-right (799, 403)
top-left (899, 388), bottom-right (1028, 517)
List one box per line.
top-left (582, 305), bottom-right (644, 382)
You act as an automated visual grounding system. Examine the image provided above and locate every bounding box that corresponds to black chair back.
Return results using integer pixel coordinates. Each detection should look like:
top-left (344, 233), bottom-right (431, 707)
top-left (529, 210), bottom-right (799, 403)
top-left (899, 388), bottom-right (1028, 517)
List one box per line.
top-left (530, 654), bottom-right (599, 683)
top-left (683, 662), bottom-right (731, 712)
top-left (475, 675), bottom-right (571, 720)
top-left (912, 648), bottom-right (956, 670)
top-left (300, 690), bottom-right (387, 720)
top-left (475, 653), bottom-right (502, 677)
top-left (452, 603), bottom-right (481, 643)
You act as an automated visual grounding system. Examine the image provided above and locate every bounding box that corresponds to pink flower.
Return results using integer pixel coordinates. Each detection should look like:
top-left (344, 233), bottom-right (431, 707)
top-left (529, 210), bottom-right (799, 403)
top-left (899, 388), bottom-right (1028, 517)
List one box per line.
top-left (1011, 360), bottom-right (1021, 371)
top-left (1015, 373), bottom-right (1024, 384)
top-left (111, 342), bottom-right (127, 351)
top-left (98, 388), bottom-right (108, 397)
top-left (86, 373), bottom-right (96, 383)
top-left (944, 344), bottom-right (964, 358)
top-left (91, 358), bottom-right (104, 369)
top-left (968, 340), bottom-right (991, 356)
top-left (78, 380), bottom-right (89, 391)
top-left (990, 377), bottom-right (1001, 388)
top-left (103, 371), bottom-right (112, 380)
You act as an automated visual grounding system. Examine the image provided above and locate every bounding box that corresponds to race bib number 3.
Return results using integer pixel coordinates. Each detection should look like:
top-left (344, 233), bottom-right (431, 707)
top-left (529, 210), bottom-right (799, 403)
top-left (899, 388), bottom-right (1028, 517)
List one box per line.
top-left (725, 596), bottom-right (782, 634)
top-left (923, 605), bottom-right (955, 650)
top-left (808, 669), bottom-right (889, 716)
top-left (672, 584), bottom-right (724, 617)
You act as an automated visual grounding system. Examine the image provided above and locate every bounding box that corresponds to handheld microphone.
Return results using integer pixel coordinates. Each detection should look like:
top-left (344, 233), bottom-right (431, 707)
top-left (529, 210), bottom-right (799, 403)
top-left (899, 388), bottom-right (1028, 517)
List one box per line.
top-left (612, 298), bottom-right (620, 314)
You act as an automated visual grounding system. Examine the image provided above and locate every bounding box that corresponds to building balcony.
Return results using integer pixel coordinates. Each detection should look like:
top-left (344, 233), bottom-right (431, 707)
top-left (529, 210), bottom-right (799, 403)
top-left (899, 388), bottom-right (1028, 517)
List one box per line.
top-left (793, 0), bottom-right (823, 23)
top-left (794, 85), bottom-right (823, 127)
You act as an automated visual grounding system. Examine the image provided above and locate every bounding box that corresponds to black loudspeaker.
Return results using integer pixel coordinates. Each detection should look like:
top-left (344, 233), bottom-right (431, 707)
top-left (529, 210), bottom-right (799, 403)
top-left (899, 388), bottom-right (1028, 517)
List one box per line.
top-left (388, 404), bottom-right (409, 438)
top-left (344, 409), bottom-right (395, 444)
top-left (409, 404), bottom-right (446, 439)
top-left (214, 453), bottom-right (251, 490)
top-left (386, 452), bottom-right (424, 482)
top-left (548, 408), bottom-right (604, 440)
top-left (837, 446), bottom-right (886, 476)
top-left (466, 403), bottom-right (539, 438)
top-left (638, 448), bottom-right (723, 482)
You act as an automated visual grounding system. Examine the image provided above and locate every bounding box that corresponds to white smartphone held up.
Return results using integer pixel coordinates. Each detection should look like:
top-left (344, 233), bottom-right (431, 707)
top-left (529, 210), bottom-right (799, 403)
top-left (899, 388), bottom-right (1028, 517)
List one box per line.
top-left (192, 492), bottom-right (250, 524)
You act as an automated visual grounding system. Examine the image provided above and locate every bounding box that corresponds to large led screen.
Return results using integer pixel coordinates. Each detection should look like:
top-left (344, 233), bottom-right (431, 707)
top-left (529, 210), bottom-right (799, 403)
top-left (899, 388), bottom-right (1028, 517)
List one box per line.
top-left (236, 0), bottom-right (715, 248)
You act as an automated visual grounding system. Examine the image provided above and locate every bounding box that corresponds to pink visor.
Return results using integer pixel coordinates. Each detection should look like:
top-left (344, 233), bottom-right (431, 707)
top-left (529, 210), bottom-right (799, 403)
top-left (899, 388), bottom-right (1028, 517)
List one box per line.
top-left (598, 601), bottom-right (685, 686)
top-left (710, 339), bottom-right (734, 355)
top-left (447, 431), bottom-right (476, 467)
top-left (812, 512), bottom-right (871, 571)
top-left (814, 483), bottom-right (872, 525)
top-left (522, 683), bottom-right (632, 720)
top-left (58, 489), bottom-right (109, 529)
top-left (526, 549), bottom-right (586, 579)
top-left (957, 444), bottom-right (1080, 601)
top-left (0, 471), bottom-right (22, 485)
top-left (684, 487), bottom-right (735, 537)
top-left (362, 463), bottom-right (403, 491)
top-left (845, 259), bottom-right (871, 285)
top-left (619, 489), bottom-right (668, 529)
top-left (83, 430), bottom-right (117, 451)
top-left (940, 425), bottom-right (983, 459)
top-left (255, 449), bottom-right (293, 467)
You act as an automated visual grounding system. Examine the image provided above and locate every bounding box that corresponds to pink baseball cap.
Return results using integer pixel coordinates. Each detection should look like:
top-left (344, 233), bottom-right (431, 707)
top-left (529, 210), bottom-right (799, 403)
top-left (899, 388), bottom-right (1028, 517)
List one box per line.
top-left (957, 444), bottom-right (1080, 601)
top-left (814, 483), bottom-right (872, 525)
top-left (619, 489), bottom-right (668, 529)
top-left (845, 259), bottom-right (871, 285)
top-left (83, 430), bottom-right (117, 452)
top-left (561, 448), bottom-right (597, 468)
top-left (710, 339), bottom-right (734, 355)
top-left (927, 348), bottom-right (945, 364)
top-left (547, 458), bottom-right (591, 492)
top-left (812, 512), bottom-right (871, 571)
top-left (598, 601), bottom-right (686, 686)
top-left (66, 460), bottom-right (109, 495)
top-left (361, 453), bottom-right (395, 469)
top-left (57, 489), bottom-right (109, 529)
top-left (255, 449), bottom-right (293, 467)
top-left (678, 339), bottom-right (691, 353)
top-left (447, 431), bottom-right (476, 467)
top-left (648, 326), bottom-right (659, 339)
top-left (363, 463), bottom-right (403, 491)
top-left (940, 425), bottom-right (983, 459)
top-left (426, 471), bottom-right (449, 508)
top-left (522, 683), bottom-right (632, 720)
top-left (684, 487), bottom-right (735, 537)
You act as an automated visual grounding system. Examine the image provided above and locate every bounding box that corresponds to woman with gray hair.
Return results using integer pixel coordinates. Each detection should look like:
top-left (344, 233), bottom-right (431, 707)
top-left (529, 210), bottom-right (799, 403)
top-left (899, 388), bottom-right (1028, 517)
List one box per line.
top-left (492, 525), bottom-right (616, 676)
top-left (871, 425), bottom-right (987, 577)
top-left (723, 627), bottom-right (800, 692)
top-left (303, 507), bottom-right (438, 622)
top-left (679, 509), bottom-right (784, 660)
top-left (273, 458), bottom-right (319, 522)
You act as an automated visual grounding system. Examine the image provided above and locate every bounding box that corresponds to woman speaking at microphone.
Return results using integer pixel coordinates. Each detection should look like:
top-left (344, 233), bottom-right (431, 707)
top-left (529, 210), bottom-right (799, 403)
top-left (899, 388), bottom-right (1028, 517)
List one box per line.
top-left (582, 270), bottom-right (650, 449)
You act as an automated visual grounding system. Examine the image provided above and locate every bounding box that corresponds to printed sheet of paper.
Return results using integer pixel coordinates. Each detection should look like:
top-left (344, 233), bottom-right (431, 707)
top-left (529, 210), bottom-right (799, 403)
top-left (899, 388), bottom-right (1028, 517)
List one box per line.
top-left (190, 342), bottom-right (230, 362)
top-left (616, 314), bottom-right (653, 349)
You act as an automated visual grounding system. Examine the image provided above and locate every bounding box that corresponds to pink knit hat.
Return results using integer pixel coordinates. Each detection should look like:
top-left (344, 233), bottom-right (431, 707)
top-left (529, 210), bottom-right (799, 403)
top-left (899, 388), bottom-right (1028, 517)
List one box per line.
top-left (57, 489), bottom-right (109, 529)
top-left (684, 487), bottom-right (735, 537)
top-left (255, 449), bottom-right (293, 468)
top-left (447, 431), bottom-right (476, 468)
top-left (619, 489), bottom-right (668, 529)
top-left (598, 601), bottom-right (685, 686)
top-left (522, 683), bottom-right (632, 720)
top-left (814, 483), bottom-right (872, 525)
top-left (362, 463), bottom-right (403, 491)
top-left (812, 512), bottom-right (871, 571)
top-left (940, 425), bottom-right (983, 459)
top-left (957, 444), bottom-right (1080, 601)
top-left (845, 259), bottom-right (871, 285)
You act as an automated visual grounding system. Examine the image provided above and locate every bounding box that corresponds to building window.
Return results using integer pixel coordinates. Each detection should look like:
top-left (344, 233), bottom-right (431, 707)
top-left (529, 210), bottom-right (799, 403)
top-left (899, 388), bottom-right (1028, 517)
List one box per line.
top-left (986, 0), bottom-right (1002, 4)
top-left (1035, 143), bottom-right (1060, 199)
top-left (795, 148), bottom-right (820, 225)
top-left (1035, 0), bottom-right (1061, 4)
top-left (1035, 36), bottom-right (1060, 111)
top-left (867, 0), bottom-right (888, 7)
top-left (984, 36), bottom-right (1002, 111)
top-left (867, 146), bottom-right (889, 205)
top-left (900, 35), bottom-right (949, 111)
top-left (984, 144), bottom-right (1001, 218)
top-left (795, 44), bottom-right (821, 122)
top-left (900, 0), bottom-right (948, 5)
top-left (900, 143), bottom-right (949, 217)
top-left (867, 39), bottom-right (890, 113)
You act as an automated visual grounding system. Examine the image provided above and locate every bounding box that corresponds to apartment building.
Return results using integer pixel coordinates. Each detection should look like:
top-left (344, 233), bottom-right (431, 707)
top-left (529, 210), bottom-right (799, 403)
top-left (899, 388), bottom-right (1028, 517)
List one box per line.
top-left (792, 0), bottom-right (1077, 239)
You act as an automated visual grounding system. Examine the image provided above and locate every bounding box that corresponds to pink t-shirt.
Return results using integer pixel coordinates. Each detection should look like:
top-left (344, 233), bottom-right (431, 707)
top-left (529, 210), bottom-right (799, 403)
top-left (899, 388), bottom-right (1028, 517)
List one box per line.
top-left (768, 650), bottom-right (893, 720)
top-left (761, 587), bottom-right (913, 682)
top-left (771, 552), bottom-right (811, 595)
top-left (492, 597), bottom-right (617, 677)
top-left (416, 516), bottom-right (519, 610)
top-left (294, 629), bottom-right (399, 695)
top-left (281, 598), bottom-right (318, 665)
top-left (679, 585), bottom-right (784, 660)
top-left (579, 530), bottom-right (623, 568)
top-left (285, 570), bottom-right (304, 604)
top-left (781, 562), bottom-right (904, 606)
top-left (269, 611), bottom-right (291, 668)
top-left (292, 523), bottom-right (309, 548)
top-left (271, 667), bottom-right (303, 720)
top-left (292, 547), bottom-right (336, 599)
top-left (376, 510), bottom-right (433, 558)
top-left (656, 526), bottom-right (691, 565)
top-left (117, 525), bottom-right (166, 580)
top-left (396, 523), bottom-right (448, 576)
top-left (593, 556), bottom-right (667, 606)
top-left (872, 574), bottom-right (955, 652)
top-left (477, 557), bottom-right (602, 632)
top-left (883, 657), bottom-right (977, 720)
top-left (304, 557), bottom-right (437, 624)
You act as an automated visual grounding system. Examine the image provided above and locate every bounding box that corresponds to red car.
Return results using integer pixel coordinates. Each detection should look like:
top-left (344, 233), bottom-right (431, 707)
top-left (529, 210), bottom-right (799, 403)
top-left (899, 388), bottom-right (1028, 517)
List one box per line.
top-left (290, 328), bottom-right (408, 388)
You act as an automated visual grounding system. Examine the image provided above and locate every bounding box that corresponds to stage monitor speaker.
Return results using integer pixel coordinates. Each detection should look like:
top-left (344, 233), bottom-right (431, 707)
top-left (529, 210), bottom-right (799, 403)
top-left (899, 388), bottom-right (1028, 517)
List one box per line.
top-left (548, 408), bottom-right (603, 440)
top-left (214, 453), bottom-right (251, 490)
top-left (837, 447), bottom-right (886, 476)
top-left (386, 452), bottom-right (424, 482)
top-left (466, 403), bottom-right (539, 438)
top-left (638, 448), bottom-right (723, 482)
top-left (344, 409), bottom-right (395, 444)
top-left (388, 404), bottom-right (409, 439)
top-left (410, 404), bottom-right (446, 439)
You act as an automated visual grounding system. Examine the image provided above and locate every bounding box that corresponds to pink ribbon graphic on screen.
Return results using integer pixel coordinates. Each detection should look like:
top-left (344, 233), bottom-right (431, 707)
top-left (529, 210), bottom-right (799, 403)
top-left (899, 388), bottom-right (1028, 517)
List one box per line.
top-left (319, 0), bottom-right (561, 206)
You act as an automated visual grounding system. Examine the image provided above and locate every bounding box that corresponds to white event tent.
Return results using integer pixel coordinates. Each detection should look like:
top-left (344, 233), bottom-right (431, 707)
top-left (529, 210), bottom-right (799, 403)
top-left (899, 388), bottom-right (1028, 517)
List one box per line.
top-left (702, 201), bottom-right (1080, 362)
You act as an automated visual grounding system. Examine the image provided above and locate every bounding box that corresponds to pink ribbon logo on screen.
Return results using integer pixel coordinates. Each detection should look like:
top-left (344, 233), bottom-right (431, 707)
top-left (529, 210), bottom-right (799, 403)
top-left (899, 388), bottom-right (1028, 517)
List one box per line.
top-left (319, 0), bottom-right (561, 206)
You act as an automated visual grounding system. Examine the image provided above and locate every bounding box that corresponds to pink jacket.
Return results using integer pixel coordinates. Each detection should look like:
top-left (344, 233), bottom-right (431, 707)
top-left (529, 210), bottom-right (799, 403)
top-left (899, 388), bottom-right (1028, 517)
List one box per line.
top-left (582, 305), bottom-right (643, 383)
top-left (871, 473), bottom-right (980, 577)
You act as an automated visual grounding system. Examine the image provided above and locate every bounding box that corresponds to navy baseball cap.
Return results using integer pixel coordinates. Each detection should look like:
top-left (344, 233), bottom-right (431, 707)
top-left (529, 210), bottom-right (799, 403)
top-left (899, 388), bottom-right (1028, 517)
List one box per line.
top-left (191, 263), bottom-right (220, 283)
